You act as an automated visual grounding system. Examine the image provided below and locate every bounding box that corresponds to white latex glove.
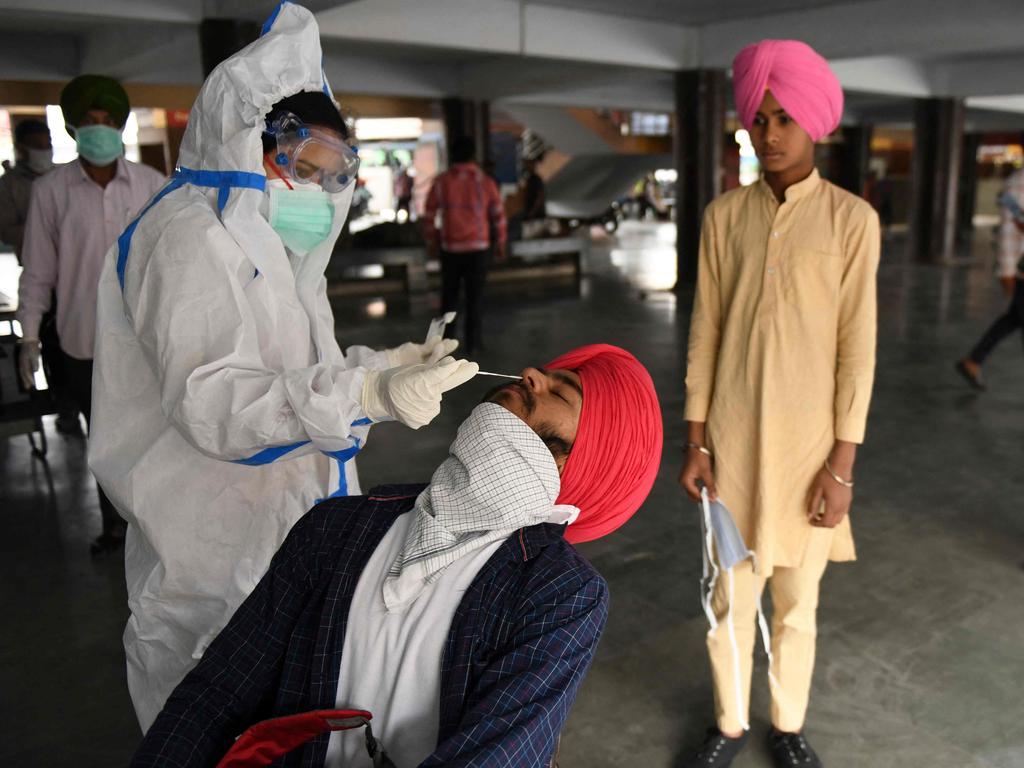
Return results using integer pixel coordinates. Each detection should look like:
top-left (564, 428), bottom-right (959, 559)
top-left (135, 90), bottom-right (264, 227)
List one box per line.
top-left (362, 356), bottom-right (479, 429)
top-left (385, 337), bottom-right (459, 368)
top-left (18, 339), bottom-right (41, 390)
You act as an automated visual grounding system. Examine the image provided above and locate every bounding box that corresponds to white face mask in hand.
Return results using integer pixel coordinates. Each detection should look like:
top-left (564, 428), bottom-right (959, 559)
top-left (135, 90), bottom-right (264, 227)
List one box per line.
top-left (701, 491), bottom-right (753, 571)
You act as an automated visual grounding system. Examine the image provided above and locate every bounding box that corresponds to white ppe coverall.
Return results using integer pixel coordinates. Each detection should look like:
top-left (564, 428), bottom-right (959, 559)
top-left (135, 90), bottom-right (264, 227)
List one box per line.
top-left (89, 3), bottom-right (387, 730)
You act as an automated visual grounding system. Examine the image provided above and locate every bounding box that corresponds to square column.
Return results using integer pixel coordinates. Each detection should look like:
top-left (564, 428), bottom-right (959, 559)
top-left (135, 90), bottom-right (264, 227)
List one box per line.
top-left (674, 70), bottom-right (725, 287)
top-left (837, 124), bottom-right (872, 197)
top-left (198, 18), bottom-right (259, 77)
top-left (442, 98), bottom-right (491, 167)
top-left (910, 98), bottom-right (965, 262)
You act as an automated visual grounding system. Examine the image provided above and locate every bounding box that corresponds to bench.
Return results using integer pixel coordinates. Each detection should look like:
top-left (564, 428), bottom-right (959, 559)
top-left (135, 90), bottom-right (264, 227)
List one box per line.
top-left (326, 236), bottom-right (588, 298)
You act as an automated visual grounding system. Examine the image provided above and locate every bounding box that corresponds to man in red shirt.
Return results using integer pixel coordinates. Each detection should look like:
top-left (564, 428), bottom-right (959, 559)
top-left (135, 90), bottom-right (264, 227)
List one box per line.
top-left (423, 136), bottom-right (507, 355)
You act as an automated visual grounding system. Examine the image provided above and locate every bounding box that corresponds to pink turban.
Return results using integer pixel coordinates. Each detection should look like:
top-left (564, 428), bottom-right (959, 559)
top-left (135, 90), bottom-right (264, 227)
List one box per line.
top-left (546, 344), bottom-right (663, 544)
top-left (732, 39), bottom-right (843, 142)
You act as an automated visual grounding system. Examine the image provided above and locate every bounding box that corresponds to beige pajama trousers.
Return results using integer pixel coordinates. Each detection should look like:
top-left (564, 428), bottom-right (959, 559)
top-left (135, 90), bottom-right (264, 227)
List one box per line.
top-left (706, 529), bottom-right (833, 735)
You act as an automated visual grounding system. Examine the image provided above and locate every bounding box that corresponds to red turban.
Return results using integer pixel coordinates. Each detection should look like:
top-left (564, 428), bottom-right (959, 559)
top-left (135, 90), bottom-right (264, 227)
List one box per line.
top-left (732, 39), bottom-right (843, 143)
top-left (546, 344), bottom-right (662, 544)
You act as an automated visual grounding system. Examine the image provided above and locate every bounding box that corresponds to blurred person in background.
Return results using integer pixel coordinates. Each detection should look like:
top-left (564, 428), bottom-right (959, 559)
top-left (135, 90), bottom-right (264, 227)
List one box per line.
top-left (522, 155), bottom-right (547, 222)
top-left (424, 135), bottom-right (507, 356)
top-left (0, 119), bottom-right (53, 262)
top-left (15, 75), bottom-right (165, 554)
top-left (956, 167), bottom-right (1024, 390)
top-left (394, 163), bottom-right (414, 221)
top-left (0, 118), bottom-right (82, 435)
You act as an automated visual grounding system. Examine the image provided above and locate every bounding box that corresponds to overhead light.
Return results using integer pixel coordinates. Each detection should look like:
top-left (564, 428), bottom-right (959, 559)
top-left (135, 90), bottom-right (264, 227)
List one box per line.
top-left (354, 118), bottom-right (423, 141)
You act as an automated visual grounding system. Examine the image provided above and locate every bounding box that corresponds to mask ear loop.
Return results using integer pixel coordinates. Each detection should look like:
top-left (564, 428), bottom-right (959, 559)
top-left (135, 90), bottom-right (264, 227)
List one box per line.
top-left (268, 156), bottom-right (294, 190)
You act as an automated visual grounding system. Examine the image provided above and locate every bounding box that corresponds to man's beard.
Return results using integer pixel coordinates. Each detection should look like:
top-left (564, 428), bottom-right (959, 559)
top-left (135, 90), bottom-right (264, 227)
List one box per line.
top-left (482, 380), bottom-right (535, 416)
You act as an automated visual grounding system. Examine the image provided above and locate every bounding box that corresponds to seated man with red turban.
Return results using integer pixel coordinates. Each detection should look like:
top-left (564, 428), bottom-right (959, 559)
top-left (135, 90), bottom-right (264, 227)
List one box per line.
top-left (132, 344), bottom-right (662, 768)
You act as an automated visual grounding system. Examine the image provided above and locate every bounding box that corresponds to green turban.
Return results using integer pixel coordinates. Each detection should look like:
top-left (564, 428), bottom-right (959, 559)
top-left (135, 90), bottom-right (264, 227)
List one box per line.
top-left (60, 75), bottom-right (130, 129)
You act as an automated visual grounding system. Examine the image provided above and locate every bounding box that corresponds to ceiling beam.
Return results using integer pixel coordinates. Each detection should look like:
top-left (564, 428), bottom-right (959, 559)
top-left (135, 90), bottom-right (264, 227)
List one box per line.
top-left (0, 0), bottom-right (200, 24)
top-left (80, 25), bottom-right (203, 85)
top-left (700, 0), bottom-right (1024, 67)
top-left (0, 31), bottom-right (78, 82)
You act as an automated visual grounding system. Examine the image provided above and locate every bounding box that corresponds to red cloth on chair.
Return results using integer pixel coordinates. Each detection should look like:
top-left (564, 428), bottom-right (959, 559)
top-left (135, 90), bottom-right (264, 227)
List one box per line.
top-left (546, 344), bottom-right (663, 544)
top-left (216, 709), bottom-right (372, 768)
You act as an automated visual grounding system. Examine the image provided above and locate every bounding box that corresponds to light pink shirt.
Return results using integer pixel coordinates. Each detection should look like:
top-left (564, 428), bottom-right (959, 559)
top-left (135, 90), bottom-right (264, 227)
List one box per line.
top-left (17, 157), bottom-right (165, 359)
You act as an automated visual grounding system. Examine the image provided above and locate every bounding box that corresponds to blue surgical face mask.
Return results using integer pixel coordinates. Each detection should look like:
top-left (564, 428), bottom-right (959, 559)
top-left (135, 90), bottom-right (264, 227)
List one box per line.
top-left (702, 494), bottom-right (752, 571)
top-left (267, 181), bottom-right (335, 255)
top-left (75, 124), bottom-right (123, 166)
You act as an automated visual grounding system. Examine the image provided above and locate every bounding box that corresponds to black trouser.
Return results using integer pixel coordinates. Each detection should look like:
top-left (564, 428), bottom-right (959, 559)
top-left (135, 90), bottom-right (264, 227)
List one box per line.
top-left (441, 249), bottom-right (490, 355)
top-left (62, 352), bottom-right (124, 537)
top-left (38, 307), bottom-right (77, 420)
top-left (969, 279), bottom-right (1024, 364)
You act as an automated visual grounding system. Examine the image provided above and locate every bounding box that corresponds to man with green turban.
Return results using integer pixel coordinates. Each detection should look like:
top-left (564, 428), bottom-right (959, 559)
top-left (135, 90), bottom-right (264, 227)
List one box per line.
top-left (16, 74), bottom-right (164, 554)
top-left (59, 74), bottom-right (131, 130)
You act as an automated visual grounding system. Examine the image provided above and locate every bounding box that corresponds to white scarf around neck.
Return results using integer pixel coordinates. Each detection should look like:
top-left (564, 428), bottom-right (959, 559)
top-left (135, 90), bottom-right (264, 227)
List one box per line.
top-left (383, 402), bottom-right (579, 612)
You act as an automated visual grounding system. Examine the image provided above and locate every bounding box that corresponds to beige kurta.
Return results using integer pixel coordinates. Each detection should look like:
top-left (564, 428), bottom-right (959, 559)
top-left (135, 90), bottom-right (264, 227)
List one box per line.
top-left (685, 169), bottom-right (879, 574)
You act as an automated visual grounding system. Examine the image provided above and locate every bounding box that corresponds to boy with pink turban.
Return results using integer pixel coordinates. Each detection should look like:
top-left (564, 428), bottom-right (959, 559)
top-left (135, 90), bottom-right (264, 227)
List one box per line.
top-left (678, 40), bottom-right (879, 768)
top-left (133, 344), bottom-right (662, 768)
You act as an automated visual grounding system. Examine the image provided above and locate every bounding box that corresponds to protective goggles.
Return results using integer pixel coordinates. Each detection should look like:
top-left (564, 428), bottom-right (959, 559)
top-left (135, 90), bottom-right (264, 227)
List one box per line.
top-left (265, 111), bottom-right (359, 193)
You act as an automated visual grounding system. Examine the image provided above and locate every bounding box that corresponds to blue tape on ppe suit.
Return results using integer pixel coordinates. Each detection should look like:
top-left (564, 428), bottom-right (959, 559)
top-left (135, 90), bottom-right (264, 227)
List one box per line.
top-left (260, 1), bottom-right (288, 37)
top-left (232, 440), bottom-right (311, 466)
top-left (117, 168), bottom-right (267, 292)
top-left (117, 178), bottom-right (185, 290)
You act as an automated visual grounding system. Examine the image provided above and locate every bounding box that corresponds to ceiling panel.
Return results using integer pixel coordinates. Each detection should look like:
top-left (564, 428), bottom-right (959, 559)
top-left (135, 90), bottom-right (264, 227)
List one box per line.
top-left (532, 0), bottom-right (870, 25)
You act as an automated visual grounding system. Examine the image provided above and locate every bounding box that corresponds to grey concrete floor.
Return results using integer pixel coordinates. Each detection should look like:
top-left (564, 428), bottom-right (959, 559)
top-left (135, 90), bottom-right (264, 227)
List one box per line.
top-left (2, 222), bottom-right (1023, 767)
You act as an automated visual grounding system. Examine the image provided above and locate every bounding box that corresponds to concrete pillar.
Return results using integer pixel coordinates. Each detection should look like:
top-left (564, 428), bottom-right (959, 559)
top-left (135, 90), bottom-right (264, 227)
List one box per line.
top-left (910, 98), bottom-right (965, 262)
top-left (957, 133), bottom-right (981, 242)
top-left (441, 98), bottom-right (490, 168)
top-left (198, 18), bottom-right (259, 77)
top-left (837, 124), bottom-right (872, 197)
top-left (674, 69), bottom-right (725, 287)
top-left (475, 101), bottom-right (492, 167)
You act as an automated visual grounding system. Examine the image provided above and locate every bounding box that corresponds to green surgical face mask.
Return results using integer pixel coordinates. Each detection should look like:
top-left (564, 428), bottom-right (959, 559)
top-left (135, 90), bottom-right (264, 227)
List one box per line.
top-left (75, 124), bottom-right (124, 166)
top-left (267, 184), bottom-right (335, 255)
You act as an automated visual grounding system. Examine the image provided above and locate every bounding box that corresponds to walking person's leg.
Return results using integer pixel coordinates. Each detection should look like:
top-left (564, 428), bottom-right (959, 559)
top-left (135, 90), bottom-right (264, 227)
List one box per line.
top-left (39, 305), bottom-right (82, 435)
top-left (440, 250), bottom-right (467, 345)
top-left (464, 249), bottom-right (491, 355)
top-left (958, 280), bottom-right (1024, 389)
top-left (1013, 280), bottom-right (1024, 353)
top-left (62, 352), bottom-right (126, 554)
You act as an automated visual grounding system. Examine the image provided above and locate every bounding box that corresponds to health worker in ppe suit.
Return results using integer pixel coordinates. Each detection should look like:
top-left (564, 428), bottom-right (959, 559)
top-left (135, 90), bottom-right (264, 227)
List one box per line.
top-left (89, 2), bottom-right (477, 731)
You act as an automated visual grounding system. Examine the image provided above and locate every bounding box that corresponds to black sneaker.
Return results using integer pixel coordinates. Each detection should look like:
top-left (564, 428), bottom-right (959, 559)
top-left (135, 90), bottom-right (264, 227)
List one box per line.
top-left (767, 729), bottom-right (822, 767)
top-left (681, 728), bottom-right (749, 767)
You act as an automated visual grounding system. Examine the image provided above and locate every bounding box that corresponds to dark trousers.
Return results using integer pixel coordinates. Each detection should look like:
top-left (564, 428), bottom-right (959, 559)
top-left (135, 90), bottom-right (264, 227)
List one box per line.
top-left (62, 351), bottom-right (124, 537)
top-left (969, 279), bottom-right (1024, 364)
top-left (441, 249), bottom-right (490, 355)
top-left (39, 309), bottom-right (77, 419)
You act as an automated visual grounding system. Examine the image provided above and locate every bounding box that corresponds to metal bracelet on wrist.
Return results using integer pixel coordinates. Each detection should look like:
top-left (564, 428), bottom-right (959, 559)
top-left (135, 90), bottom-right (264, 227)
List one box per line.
top-left (684, 442), bottom-right (713, 459)
top-left (824, 459), bottom-right (854, 488)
